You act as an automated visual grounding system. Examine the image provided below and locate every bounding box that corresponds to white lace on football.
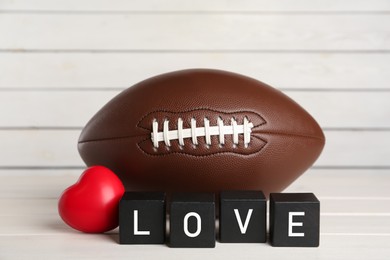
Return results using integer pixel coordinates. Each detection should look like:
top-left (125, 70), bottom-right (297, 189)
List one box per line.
top-left (151, 117), bottom-right (253, 148)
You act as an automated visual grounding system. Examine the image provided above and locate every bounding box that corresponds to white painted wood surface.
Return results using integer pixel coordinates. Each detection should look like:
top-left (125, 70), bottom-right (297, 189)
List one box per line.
top-left (1, 170), bottom-right (390, 259)
top-left (1, 53), bottom-right (390, 89)
top-left (1, 13), bottom-right (389, 50)
top-left (1, 0), bottom-right (389, 258)
top-left (0, 50), bottom-right (390, 90)
top-left (2, 0), bottom-right (390, 12)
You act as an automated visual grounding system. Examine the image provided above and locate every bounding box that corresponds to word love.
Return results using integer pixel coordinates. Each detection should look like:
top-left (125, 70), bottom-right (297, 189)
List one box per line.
top-left (119, 191), bottom-right (320, 248)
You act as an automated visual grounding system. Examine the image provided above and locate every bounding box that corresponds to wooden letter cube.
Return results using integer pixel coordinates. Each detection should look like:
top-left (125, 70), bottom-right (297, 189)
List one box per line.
top-left (220, 190), bottom-right (266, 243)
top-left (119, 192), bottom-right (166, 244)
top-left (169, 193), bottom-right (215, 248)
top-left (270, 193), bottom-right (320, 247)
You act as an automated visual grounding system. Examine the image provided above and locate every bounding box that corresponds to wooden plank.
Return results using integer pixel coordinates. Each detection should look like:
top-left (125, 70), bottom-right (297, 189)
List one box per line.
top-left (322, 215), bottom-right (390, 233)
top-left (285, 169), bottom-right (390, 198)
top-left (0, 130), bottom-right (83, 167)
top-left (1, 90), bottom-right (389, 128)
top-left (0, 53), bottom-right (389, 89)
top-left (0, 91), bottom-right (117, 128)
top-left (1, 234), bottom-right (390, 260)
top-left (0, 215), bottom-right (70, 235)
top-left (0, 171), bottom-right (80, 199)
top-left (0, 199), bottom-right (59, 216)
top-left (0, 235), bottom-right (389, 260)
top-left (0, 130), bottom-right (388, 167)
top-left (287, 91), bottom-right (390, 129)
top-left (1, 14), bottom-right (389, 50)
top-left (316, 130), bottom-right (390, 167)
top-left (2, 0), bottom-right (390, 12)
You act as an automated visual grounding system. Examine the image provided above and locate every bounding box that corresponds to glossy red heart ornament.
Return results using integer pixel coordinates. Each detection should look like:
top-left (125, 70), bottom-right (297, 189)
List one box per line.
top-left (58, 166), bottom-right (125, 233)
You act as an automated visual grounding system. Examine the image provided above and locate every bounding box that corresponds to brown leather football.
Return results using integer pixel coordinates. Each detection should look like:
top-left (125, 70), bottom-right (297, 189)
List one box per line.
top-left (78, 69), bottom-right (325, 196)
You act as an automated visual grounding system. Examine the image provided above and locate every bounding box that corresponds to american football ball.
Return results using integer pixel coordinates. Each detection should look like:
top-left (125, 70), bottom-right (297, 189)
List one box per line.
top-left (78, 69), bottom-right (325, 196)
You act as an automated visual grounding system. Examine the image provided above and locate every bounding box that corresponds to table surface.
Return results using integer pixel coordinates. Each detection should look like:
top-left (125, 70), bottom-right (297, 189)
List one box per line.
top-left (1, 169), bottom-right (389, 260)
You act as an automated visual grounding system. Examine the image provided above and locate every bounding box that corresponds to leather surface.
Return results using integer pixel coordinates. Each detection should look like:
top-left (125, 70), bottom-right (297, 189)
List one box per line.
top-left (78, 69), bottom-right (325, 197)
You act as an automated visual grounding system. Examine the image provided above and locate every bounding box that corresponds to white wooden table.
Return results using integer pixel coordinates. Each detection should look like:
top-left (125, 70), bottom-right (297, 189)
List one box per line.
top-left (1, 169), bottom-right (390, 259)
top-left (1, 0), bottom-right (390, 258)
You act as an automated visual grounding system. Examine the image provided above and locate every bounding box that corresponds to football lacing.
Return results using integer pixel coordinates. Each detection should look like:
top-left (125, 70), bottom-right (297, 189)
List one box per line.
top-left (151, 117), bottom-right (253, 148)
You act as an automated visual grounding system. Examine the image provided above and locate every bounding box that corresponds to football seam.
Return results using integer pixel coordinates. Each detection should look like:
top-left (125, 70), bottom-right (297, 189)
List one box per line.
top-left (78, 129), bottom-right (324, 144)
top-left (78, 134), bottom-right (141, 144)
top-left (251, 130), bottom-right (325, 142)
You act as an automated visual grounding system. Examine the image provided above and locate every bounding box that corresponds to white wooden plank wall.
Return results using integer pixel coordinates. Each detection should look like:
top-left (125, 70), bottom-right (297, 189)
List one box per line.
top-left (1, 1), bottom-right (390, 259)
top-left (0, 0), bottom-right (389, 171)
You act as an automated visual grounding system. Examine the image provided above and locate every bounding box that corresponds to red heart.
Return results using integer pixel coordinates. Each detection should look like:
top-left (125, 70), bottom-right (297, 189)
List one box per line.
top-left (58, 166), bottom-right (125, 233)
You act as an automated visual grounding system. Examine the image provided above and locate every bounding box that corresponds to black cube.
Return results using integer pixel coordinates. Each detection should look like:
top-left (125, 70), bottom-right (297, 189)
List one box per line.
top-left (169, 193), bottom-right (215, 248)
top-left (119, 192), bottom-right (166, 244)
top-left (219, 190), bottom-right (266, 243)
top-left (270, 193), bottom-right (320, 247)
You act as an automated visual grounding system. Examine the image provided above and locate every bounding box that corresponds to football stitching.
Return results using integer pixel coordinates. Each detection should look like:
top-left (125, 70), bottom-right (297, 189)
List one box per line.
top-left (136, 135), bottom-right (268, 157)
top-left (136, 108), bottom-right (267, 155)
top-left (151, 117), bottom-right (254, 148)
